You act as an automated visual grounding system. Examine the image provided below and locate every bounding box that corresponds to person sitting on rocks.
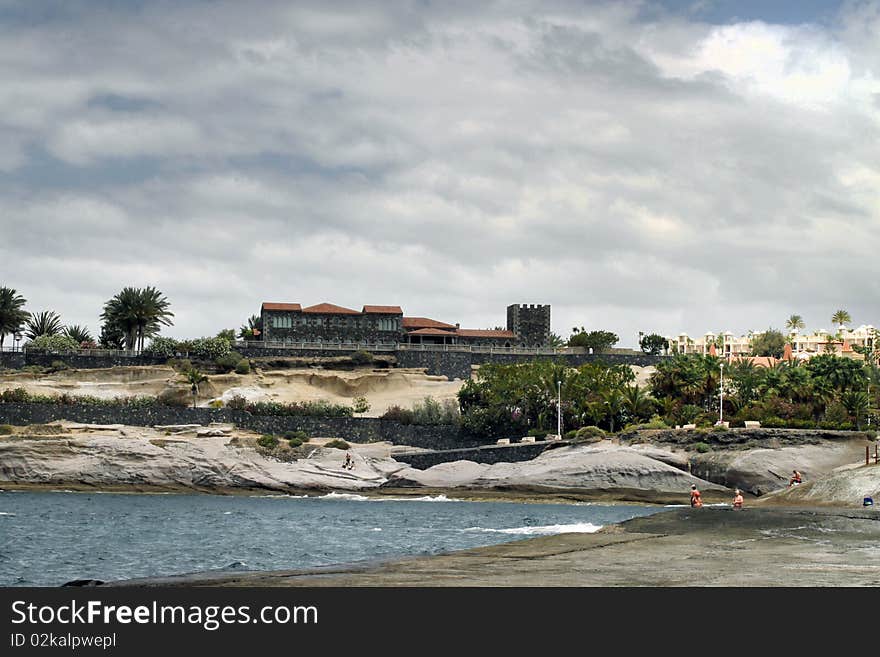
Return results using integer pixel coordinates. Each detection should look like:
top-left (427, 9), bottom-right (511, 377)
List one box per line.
top-left (343, 452), bottom-right (353, 470)
top-left (690, 484), bottom-right (703, 508)
top-left (789, 470), bottom-right (802, 486)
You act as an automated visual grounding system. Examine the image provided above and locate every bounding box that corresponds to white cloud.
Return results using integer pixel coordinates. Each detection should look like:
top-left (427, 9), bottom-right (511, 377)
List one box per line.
top-left (1, 1), bottom-right (879, 345)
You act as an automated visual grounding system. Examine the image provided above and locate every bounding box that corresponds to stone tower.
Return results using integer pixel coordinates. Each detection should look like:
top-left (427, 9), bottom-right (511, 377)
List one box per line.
top-left (506, 304), bottom-right (551, 347)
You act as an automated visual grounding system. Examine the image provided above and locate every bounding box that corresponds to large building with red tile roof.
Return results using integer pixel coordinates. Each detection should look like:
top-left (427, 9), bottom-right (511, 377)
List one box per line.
top-left (258, 301), bottom-right (550, 347)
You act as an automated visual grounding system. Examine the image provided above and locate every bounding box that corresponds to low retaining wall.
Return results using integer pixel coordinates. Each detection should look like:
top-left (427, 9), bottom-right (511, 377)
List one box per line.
top-left (392, 440), bottom-right (566, 469)
top-left (0, 403), bottom-right (476, 450)
top-left (0, 352), bottom-right (166, 370)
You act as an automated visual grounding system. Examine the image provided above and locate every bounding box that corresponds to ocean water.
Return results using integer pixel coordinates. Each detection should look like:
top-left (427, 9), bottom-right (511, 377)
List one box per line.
top-left (0, 491), bottom-right (662, 586)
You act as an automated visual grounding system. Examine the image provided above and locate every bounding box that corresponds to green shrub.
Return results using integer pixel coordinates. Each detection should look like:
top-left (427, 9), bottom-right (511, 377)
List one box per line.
top-left (324, 439), bottom-right (350, 450)
top-left (624, 416), bottom-right (669, 431)
top-left (694, 442), bottom-right (710, 453)
top-left (214, 352), bottom-right (243, 373)
top-left (146, 337), bottom-right (180, 359)
top-left (166, 358), bottom-right (192, 373)
top-left (182, 337), bottom-right (232, 361)
top-left (678, 404), bottom-right (703, 424)
top-left (209, 399), bottom-right (224, 409)
top-left (410, 397), bottom-right (460, 425)
top-left (574, 426), bottom-right (606, 441)
top-left (27, 334), bottom-right (79, 352)
top-left (226, 394), bottom-right (247, 411)
top-left (0, 388), bottom-right (29, 403)
top-left (563, 429), bottom-right (578, 440)
top-left (257, 434), bottom-right (279, 449)
top-left (288, 437), bottom-right (304, 447)
top-left (244, 400), bottom-right (353, 418)
top-left (350, 350), bottom-right (373, 365)
top-left (353, 395), bottom-right (370, 414)
top-left (712, 424), bottom-right (728, 432)
top-left (527, 428), bottom-right (548, 437)
top-left (234, 359), bottom-right (251, 375)
top-left (0, 425), bottom-right (13, 435)
top-left (50, 360), bottom-right (69, 371)
top-left (381, 405), bottom-right (414, 424)
top-left (284, 430), bottom-right (309, 442)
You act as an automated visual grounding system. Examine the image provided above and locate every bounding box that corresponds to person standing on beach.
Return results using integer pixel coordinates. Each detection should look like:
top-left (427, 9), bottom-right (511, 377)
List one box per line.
top-left (733, 489), bottom-right (744, 509)
top-left (690, 484), bottom-right (703, 508)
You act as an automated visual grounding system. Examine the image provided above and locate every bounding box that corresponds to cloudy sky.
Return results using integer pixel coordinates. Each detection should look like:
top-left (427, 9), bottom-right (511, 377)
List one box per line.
top-left (1, 0), bottom-right (878, 347)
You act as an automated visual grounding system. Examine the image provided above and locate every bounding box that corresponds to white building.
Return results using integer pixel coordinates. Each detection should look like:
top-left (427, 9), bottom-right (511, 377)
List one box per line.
top-left (666, 325), bottom-right (877, 360)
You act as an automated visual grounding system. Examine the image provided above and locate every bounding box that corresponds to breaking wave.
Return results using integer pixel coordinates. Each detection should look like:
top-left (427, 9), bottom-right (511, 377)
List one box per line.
top-left (463, 522), bottom-right (602, 536)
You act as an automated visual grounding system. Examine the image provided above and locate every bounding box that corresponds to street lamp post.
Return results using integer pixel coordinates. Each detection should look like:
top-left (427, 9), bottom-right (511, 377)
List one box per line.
top-left (557, 380), bottom-right (562, 439)
top-left (718, 363), bottom-right (724, 425)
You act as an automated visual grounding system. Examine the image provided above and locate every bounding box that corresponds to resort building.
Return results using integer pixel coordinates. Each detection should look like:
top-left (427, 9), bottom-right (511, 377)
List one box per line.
top-left (666, 325), bottom-right (877, 360)
top-left (258, 302), bottom-right (551, 348)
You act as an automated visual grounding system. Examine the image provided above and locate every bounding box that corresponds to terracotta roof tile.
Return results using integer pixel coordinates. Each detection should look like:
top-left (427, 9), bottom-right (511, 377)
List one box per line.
top-left (407, 328), bottom-right (457, 336)
top-left (261, 302), bottom-right (302, 311)
top-left (402, 317), bottom-right (457, 330)
top-left (455, 329), bottom-right (517, 338)
top-left (301, 303), bottom-right (361, 315)
top-left (362, 305), bottom-right (403, 314)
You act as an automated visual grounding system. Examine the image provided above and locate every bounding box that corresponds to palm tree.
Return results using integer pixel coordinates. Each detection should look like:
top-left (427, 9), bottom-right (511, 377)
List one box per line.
top-left (622, 385), bottom-right (655, 422)
top-left (238, 315), bottom-right (262, 340)
top-left (785, 314), bottom-right (805, 334)
top-left (831, 310), bottom-right (852, 331)
top-left (601, 389), bottom-right (625, 433)
top-left (100, 286), bottom-right (174, 351)
top-left (24, 311), bottom-right (63, 339)
top-left (0, 287), bottom-right (29, 349)
top-left (182, 367), bottom-right (208, 408)
top-left (64, 325), bottom-right (94, 345)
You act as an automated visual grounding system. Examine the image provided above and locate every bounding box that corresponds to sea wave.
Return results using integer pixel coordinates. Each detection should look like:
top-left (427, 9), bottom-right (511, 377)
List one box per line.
top-left (318, 492), bottom-right (458, 503)
top-left (0, 512), bottom-right (16, 517)
top-left (463, 522), bottom-right (602, 536)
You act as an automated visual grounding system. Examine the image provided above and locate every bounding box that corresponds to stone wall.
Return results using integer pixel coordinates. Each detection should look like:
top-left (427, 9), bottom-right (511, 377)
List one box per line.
top-left (0, 352), bottom-right (166, 370)
top-left (393, 440), bottom-right (565, 469)
top-left (0, 403), bottom-right (475, 450)
top-left (1, 346), bottom-right (666, 379)
top-left (395, 350), bottom-right (473, 379)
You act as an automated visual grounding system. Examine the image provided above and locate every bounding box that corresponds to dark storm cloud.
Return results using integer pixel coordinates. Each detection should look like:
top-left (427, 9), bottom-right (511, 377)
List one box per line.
top-left (0, 0), bottom-right (878, 343)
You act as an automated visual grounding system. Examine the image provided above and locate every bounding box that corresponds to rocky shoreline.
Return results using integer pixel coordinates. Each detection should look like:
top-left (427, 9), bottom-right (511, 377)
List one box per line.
top-left (98, 506), bottom-right (880, 587)
top-left (3, 420), bottom-right (878, 587)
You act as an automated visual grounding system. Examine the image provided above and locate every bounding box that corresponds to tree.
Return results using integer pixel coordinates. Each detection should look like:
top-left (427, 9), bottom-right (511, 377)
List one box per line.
top-left (100, 286), bottom-right (174, 351)
top-left (622, 385), bottom-right (656, 422)
top-left (98, 322), bottom-right (126, 349)
top-left (639, 333), bottom-right (668, 355)
top-left (0, 287), bottom-right (29, 349)
top-left (547, 332), bottom-right (566, 349)
top-left (216, 328), bottom-right (236, 343)
top-left (353, 396), bottom-right (371, 414)
top-left (24, 311), bottom-right (63, 340)
top-left (568, 329), bottom-right (619, 353)
top-left (785, 314), bottom-right (805, 333)
top-left (840, 390), bottom-right (870, 430)
top-left (182, 368), bottom-right (208, 408)
top-left (64, 325), bottom-right (94, 345)
top-left (750, 328), bottom-right (786, 359)
top-left (831, 310), bottom-right (852, 331)
top-left (239, 315), bottom-right (262, 340)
